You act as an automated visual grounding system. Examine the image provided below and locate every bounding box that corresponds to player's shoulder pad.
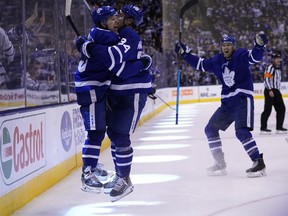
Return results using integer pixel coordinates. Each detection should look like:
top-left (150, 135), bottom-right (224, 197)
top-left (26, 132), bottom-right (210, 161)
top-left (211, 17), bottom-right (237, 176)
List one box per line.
top-left (118, 26), bottom-right (140, 39)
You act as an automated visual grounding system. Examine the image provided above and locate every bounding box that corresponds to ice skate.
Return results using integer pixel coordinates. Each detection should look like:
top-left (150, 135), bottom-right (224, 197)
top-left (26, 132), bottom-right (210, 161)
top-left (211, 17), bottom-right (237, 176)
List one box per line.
top-left (246, 153), bottom-right (266, 178)
top-left (207, 152), bottom-right (227, 176)
top-left (260, 128), bottom-right (272, 135)
top-left (103, 173), bottom-right (119, 194)
top-left (110, 176), bottom-right (134, 202)
top-left (276, 128), bottom-right (287, 134)
top-left (81, 166), bottom-right (103, 194)
top-left (93, 163), bottom-right (109, 181)
top-left (207, 162), bottom-right (227, 176)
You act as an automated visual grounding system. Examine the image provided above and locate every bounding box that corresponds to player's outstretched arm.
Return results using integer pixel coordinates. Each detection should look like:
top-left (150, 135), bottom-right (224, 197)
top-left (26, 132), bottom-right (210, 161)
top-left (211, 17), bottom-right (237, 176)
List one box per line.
top-left (250, 32), bottom-right (268, 63)
top-left (254, 33), bottom-right (268, 49)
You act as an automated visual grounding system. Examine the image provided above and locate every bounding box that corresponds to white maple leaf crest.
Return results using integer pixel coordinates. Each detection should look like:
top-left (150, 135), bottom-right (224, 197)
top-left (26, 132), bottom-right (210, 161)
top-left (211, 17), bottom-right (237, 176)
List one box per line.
top-left (222, 66), bottom-right (235, 87)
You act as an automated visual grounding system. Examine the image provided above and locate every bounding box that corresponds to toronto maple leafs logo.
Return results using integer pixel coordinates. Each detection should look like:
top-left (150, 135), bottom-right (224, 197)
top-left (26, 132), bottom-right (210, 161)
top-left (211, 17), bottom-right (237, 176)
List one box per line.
top-left (222, 66), bottom-right (235, 87)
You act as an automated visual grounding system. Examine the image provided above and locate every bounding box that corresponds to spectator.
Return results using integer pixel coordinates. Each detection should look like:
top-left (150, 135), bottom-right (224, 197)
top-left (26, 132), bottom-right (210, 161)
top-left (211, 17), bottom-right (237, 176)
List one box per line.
top-left (0, 26), bottom-right (15, 89)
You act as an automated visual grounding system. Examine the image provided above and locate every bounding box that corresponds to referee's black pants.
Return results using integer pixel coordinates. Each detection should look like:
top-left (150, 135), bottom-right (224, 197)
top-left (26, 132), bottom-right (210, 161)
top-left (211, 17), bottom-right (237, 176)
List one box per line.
top-left (260, 88), bottom-right (286, 130)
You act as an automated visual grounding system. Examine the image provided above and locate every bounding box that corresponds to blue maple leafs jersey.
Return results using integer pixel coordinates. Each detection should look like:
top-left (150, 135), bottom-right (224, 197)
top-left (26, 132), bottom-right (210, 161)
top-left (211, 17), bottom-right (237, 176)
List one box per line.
top-left (74, 29), bottom-right (117, 105)
top-left (85, 26), bottom-right (152, 95)
top-left (74, 27), bottom-right (145, 105)
top-left (182, 46), bottom-right (265, 101)
top-left (109, 27), bottom-right (152, 95)
top-left (88, 27), bottom-right (120, 46)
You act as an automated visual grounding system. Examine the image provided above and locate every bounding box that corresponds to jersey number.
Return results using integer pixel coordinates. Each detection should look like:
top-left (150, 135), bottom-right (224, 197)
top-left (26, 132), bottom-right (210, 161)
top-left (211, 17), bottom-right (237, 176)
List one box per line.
top-left (119, 38), bottom-right (131, 53)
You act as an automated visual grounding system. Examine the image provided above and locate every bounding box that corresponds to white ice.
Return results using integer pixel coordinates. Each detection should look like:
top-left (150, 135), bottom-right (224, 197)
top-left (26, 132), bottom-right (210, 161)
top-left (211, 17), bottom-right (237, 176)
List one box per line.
top-left (12, 99), bottom-right (288, 216)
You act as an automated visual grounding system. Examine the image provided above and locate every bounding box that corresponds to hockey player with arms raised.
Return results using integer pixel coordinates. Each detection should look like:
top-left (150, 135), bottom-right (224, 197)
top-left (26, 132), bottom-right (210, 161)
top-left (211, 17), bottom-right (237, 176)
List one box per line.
top-left (175, 33), bottom-right (268, 178)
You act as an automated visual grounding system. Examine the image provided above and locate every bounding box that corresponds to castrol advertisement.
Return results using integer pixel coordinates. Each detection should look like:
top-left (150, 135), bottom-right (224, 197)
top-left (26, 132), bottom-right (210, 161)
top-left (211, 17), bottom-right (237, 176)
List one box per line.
top-left (0, 103), bottom-right (84, 196)
top-left (0, 114), bottom-right (46, 186)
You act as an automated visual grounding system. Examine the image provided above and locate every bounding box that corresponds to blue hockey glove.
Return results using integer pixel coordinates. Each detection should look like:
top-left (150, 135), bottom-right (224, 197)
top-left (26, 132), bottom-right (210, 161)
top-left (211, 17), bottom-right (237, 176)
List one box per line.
top-left (140, 54), bottom-right (153, 71)
top-left (148, 87), bottom-right (157, 100)
top-left (254, 33), bottom-right (268, 48)
top-left (75, 36), bottom-right (88, 52)
top-left (175, 42), bottom-right (191, 57)
top-left (75, 36), bottom-right (94, 58)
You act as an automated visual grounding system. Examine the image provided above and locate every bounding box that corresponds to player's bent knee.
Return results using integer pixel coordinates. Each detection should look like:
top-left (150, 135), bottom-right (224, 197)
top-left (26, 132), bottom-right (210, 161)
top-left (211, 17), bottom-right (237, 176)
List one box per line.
top-left (204, 124), bottom-right (219, 138)
top-left (107, 128), bottom-right (131, 147)
top-left (87, 130), bottom-right (105, 143)
top-left (235, 128), bottom-right (252, 142)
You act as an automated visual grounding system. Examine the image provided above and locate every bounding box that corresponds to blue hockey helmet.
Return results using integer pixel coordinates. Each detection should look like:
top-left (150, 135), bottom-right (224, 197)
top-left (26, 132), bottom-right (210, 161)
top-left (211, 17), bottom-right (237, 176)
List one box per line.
top-left (92, 6), bottom-right (117, 25)
top-left (121, 4), bottom-right (143, 26)
top-left (221, 35), bottom-right (236, 46)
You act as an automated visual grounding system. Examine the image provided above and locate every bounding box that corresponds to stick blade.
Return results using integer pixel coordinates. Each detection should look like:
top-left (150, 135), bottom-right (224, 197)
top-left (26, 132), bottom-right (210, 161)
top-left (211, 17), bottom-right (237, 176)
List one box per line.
top-left (65, 0), bottom-right (72, 16)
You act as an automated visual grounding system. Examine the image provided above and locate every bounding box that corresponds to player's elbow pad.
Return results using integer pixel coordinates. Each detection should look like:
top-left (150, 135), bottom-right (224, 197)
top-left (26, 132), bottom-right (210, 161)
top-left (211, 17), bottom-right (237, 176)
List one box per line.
top-left (140, 54), bottom-right (153, 71)
top-left (81, 41), bottom-right (94, 59)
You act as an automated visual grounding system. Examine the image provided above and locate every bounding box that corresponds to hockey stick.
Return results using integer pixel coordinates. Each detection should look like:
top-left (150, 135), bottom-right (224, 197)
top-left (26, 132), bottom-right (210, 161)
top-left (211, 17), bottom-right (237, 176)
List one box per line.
top-left (175, 0), bottom-right (198, 124)
top-left (155, 93), bottom-right (176, 111)
top-left (82, 0), bottom-right (92, 11)
top-left (65, 0), bottom-right (81, 36)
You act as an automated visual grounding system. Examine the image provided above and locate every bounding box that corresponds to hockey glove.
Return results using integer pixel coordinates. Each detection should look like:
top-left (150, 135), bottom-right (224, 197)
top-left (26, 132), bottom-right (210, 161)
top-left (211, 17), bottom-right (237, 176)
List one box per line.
top-left (140, 54), bottom-right (153, 71)
top-left (148, 87), bottom-right (157, 100)
top-left (254, 33), bottom-right (268, 48)
top-left (75, 36), bottom-right (94, 58)
top-left (175, 42), bottom-right (191, 57)
top-left (75, 36), bottom-right (88, 52)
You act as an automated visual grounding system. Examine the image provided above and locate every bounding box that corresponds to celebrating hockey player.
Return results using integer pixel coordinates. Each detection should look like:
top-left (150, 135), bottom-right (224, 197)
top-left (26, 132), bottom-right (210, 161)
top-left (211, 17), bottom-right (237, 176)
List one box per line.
top-left (103, 4), bottom-right (152, 202)
top-left (175, 33), bottom-right (268, 178)
top-left (75, 5), bottom-right (152, 196)
top-left (79, 4), bottom-right (153, 202)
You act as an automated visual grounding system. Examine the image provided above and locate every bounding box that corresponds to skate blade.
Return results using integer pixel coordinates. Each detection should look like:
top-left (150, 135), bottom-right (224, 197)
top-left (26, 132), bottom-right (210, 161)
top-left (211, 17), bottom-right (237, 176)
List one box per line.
top-left (111, 186), bottom-right (134, 202)
top-left (95, 175), bottom-right (109, 182)
top-left (276, 131), bottom-right (288, 134)
top-left (81, 185), bottom-right (102, 194)
top-left (207, 169), bottom-right (227, 176)
top-left (246, 169), bottom-right (266, 178)
top-left (103, 188), bottom-right (113, 194)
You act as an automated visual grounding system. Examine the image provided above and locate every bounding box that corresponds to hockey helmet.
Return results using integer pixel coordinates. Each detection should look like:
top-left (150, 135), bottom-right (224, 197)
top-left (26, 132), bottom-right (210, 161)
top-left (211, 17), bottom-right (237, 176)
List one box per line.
top-left (121, 4), bottom-right (143, 26)
top-left (271, 51), bottom-right (281, 59)
top-left (221, 35), bottom-right (236, 46)
top-left (92, 6), bottom-right (117, 25)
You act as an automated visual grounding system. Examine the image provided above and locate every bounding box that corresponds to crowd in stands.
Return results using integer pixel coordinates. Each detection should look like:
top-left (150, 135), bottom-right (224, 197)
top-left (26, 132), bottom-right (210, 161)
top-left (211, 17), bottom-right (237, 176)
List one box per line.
top-left (85, 0), bottom-right (162, 52)
top-left (174, 0), bottom-right (288, 86)
top-left (1, 0), bottom-right (288, 93)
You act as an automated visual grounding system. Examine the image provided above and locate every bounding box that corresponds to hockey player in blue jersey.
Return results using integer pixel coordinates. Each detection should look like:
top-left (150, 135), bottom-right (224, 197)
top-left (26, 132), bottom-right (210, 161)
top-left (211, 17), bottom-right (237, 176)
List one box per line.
top-left (75, 6), bottom-right (151, 195)
top-left (101, 4), bottom-right (152, 201)
top-left (175, 33), bottom-right (268, 178)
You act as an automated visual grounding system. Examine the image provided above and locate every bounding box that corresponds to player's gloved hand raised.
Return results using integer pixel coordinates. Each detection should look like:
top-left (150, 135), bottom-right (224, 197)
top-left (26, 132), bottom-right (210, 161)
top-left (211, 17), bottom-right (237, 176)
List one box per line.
top-left (75, 36), bottom-right (88, 52)
top-left (140, 54), bottom-right (153, 71)
top-left (175, 42), bottom-right (191, 57)
top-left (254, 33), bottom-right (268, 48)
top-left (75, 36), bottom-right (94, 58)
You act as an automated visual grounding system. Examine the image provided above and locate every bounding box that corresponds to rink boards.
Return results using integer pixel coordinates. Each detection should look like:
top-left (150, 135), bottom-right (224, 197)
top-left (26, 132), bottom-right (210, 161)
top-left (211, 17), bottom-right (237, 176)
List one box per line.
top-left (1, 82), bottom-right (288, 216)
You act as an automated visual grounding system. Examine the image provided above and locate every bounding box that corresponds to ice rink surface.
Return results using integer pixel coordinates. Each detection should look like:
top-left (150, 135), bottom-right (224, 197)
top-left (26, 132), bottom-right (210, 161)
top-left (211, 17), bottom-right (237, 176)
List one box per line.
top-left (12, 99), bottom-right (288, 216)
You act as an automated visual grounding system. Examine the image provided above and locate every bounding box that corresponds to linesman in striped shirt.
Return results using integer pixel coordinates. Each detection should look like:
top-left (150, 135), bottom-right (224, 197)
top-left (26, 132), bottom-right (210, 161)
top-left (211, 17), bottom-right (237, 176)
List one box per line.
top-left (260, 51), bottom-right (287, 134)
